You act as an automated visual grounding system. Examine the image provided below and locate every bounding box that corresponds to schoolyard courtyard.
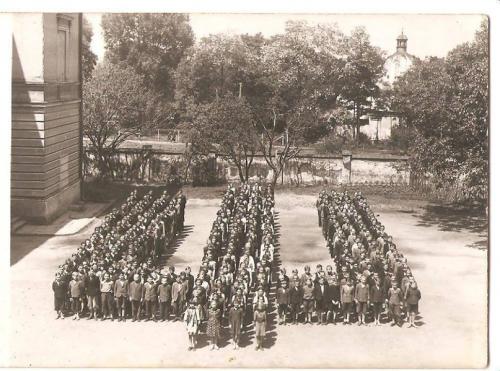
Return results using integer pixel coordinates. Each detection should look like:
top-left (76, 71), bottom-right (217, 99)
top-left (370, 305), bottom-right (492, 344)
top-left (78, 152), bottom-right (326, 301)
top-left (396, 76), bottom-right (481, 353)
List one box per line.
top-left (7, 188), bottom-right (488, 368)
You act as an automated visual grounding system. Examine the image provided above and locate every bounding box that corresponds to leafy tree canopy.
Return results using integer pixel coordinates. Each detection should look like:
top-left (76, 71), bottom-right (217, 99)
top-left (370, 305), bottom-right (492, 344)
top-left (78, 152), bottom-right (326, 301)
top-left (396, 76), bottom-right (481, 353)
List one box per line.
top-left (392, 19), bottom-right (488, 203)
top-left (82, 16), bottom-right (97, 81)
top-left (102, 13), bottom-right (194, 100)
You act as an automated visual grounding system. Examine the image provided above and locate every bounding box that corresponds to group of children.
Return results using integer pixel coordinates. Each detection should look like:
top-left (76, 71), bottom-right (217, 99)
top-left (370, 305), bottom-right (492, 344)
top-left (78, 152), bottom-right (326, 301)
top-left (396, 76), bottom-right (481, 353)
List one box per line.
top-left (52, 182), bottom-right (278, 351)
top-left (52, 189), bottom-right (187, 321)
top-left (184, 182), bottom-right (276, 351)
top-left (312, 190), bottom-right (421, 327)
top-left (52, 183), bottom-right (422, 358)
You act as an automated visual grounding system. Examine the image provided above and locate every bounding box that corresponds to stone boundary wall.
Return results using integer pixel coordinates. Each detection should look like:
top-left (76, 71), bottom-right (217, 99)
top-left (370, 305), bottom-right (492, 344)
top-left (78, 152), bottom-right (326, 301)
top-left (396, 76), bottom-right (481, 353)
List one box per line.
top-left (84, 147), bottom-right (409, 186)
top-left (221, 153), bottom-right (409, 186)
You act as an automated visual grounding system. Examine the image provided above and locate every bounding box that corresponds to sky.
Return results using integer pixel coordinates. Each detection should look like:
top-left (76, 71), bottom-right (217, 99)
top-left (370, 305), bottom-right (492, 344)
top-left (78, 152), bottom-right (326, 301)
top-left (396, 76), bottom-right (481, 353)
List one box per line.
top-left (85, 13), bottom-right (485, 62)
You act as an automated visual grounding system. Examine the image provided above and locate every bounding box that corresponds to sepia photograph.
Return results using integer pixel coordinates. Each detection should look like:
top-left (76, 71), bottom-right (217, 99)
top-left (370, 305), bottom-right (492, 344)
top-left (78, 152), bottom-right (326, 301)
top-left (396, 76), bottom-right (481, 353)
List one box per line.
top-left (1, 4), bottom-right (495, 369)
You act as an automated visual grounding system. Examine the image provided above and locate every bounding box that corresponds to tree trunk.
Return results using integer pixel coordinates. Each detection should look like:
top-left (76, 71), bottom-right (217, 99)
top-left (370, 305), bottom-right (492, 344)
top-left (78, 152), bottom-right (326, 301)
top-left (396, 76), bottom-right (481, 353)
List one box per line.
top-left (355, 102), bottom-right (360, 143)
top-left (270, 168), bottom-right (280, 195)
top-left (183, 151), bottom-right (194, 184)
top-left (243, 155), bottom-right (253, 182)
top-left (237, 165), bottom-right (246, 183)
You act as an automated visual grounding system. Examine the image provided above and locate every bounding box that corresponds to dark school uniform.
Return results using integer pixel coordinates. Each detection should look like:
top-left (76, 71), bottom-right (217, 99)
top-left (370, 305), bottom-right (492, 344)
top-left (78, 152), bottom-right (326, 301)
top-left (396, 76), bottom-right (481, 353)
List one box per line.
top-left (370, 284), bottom-right (385, 316)
top-left (276, 286), bottom-right (291, 317)
top-left (405, 287), bottom-right (421, 313)
top-left (314, 283), bottom-right (330, 313)
top-left (52, 280), bottom-right (66, 312)
top-left (289, 286), bottom-right (303, 320)
top-left (128, 281), bottom-right (144, 319)
top-left (157, 283), bottom-right (172, 320)
top-left (329, 283), bottom-right (341, 313)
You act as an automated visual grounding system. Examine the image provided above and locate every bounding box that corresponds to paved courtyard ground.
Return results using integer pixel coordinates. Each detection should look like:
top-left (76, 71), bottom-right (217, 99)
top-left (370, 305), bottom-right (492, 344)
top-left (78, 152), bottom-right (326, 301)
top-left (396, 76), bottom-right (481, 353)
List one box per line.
top-left (6, 191), bottom-right (488, 368)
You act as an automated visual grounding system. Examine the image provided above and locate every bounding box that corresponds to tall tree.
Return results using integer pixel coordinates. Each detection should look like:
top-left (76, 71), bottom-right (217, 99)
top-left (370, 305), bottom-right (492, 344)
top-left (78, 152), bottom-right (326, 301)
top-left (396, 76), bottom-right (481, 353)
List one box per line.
top-left (255, 21), bottom-right (346, 190)
top-left (338, 27), bottom-right (386, 141)
top-left (190, 95), bottom-right (259, 182)
top-left (101, 13), bottom-right (194, 100)
top-left (174, 33), bottom-right (265, 111)
top-left (83, 61), bottom-right (160, 178)
top-left (82, 16), bottom-right (97, 81)
top-left (392, 19), bottom-right (488, 204)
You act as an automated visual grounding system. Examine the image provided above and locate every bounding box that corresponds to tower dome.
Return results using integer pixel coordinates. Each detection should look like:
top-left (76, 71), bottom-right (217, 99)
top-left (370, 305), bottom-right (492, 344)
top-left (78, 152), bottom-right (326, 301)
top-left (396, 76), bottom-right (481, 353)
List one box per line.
top-left (396, 30), bottom-right (408, 53)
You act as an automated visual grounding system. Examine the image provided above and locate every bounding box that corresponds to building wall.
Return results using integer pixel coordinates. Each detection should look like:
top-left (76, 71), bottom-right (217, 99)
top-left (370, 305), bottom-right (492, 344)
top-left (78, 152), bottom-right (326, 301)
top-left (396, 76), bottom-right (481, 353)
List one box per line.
top-left (11, 13), bottom-right (81, 223)
top-left (361, 116), bottom-right (399, 141)
top-left (383, 52), bottom-right (414, 85)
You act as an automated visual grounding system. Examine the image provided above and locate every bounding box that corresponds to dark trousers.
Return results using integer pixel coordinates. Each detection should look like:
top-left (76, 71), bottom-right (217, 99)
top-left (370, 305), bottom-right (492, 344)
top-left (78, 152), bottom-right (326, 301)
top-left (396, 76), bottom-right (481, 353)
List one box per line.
top-left (290, 303), bottom-right (301, 320)
top-left (131, 300), bottom-right (141, 319)
top-left (172, 298), bottom-right (184, 318)
top-left (372, 302), bottom-right (383, 319)
top-left (145, 300), bottom-right (157, 318)
top-left (159, 301), bottom-right (171, 320)
top-left (101, 292), bottom-right (114, 317)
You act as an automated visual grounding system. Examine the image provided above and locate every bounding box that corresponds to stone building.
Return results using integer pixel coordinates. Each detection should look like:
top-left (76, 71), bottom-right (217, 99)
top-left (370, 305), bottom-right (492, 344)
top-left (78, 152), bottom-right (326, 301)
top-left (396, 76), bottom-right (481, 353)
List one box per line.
top-left (11, 13), bottom-right (82, 223)
top-left (361, 31), bottom-right (417, 141)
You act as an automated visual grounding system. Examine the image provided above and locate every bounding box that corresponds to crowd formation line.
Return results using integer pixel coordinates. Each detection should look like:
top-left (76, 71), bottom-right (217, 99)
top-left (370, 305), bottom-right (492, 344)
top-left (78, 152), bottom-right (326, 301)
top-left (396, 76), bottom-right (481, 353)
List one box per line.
top-left (52, 185), bottom-right (422, 354)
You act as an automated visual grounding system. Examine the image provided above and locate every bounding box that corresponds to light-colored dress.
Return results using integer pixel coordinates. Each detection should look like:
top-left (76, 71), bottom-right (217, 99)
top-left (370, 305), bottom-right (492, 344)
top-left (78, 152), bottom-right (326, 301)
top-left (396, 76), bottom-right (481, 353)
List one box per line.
top-left (184, 307), bottom-right (200, 335)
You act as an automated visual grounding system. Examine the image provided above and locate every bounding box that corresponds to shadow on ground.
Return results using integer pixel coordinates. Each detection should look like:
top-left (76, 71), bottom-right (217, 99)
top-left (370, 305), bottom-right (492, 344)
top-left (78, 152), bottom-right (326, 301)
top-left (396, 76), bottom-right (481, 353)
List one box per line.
top-left (159, 225), bottom-right (194, 268)
top-left (11, 185), bottom-right (180, 266)
top-left (413, 203), bottom-right (488, 250)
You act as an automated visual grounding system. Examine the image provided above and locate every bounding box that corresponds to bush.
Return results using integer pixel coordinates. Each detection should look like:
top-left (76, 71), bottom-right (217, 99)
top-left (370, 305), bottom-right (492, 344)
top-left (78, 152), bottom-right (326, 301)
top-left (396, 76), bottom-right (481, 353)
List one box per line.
top-left (389, 125), bottom-right (413, 151)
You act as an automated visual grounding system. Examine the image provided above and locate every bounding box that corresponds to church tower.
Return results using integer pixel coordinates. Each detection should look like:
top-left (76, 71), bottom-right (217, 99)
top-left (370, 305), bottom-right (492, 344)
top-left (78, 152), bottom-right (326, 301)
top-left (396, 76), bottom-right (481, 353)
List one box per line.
top-left (396, 30), bottom-right (408, 53)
